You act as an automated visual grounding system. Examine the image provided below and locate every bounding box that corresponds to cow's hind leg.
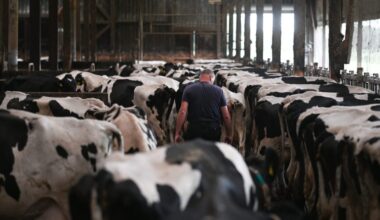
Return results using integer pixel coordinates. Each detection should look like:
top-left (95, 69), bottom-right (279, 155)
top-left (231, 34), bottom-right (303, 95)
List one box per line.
top-left (21, 198), bottom-right (67, 220)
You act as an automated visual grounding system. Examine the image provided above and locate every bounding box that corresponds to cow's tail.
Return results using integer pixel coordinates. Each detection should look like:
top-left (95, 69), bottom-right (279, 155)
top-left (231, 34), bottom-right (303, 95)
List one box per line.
top-left (165, 87), bottom-right (176, 122)
top-left (112, 129), bottom-right (125, 154)
top-left (69, 175), bottom-right (96, 220)
top-left (164, 87), bottom-right (176, 143)
top-left (104, 122), bottom-right (125, 154)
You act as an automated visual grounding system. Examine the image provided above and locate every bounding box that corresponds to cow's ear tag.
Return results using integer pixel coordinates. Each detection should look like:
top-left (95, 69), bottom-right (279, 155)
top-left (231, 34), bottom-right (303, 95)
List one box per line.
top-left (268, 166), bottom-right (274, 176)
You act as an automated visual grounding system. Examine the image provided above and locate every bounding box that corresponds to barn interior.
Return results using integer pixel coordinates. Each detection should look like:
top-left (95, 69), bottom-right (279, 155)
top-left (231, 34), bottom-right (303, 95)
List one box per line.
top-left (0, 0), bottom-right (379, 76)
top-left (1, 0), bottom-right (380, 220)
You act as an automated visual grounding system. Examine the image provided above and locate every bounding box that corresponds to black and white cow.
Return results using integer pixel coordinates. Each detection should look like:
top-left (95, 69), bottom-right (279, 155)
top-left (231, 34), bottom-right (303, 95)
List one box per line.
top-left (0, 109), bottom-right (124, 219)
top-left (0, 91), bottom-right (28, 109)
top-left (106, 75), bottom-right (179, 107)
top-left (251, 82), bottom-right (345, 158)
top-left (2, 74), bottom-right (76, 92)
top-left (1, 91), bottom-right (156, 155)
top-left (64, 72), bottom-right (179, 146)
top-left (242, 81), bottom-right (328, 158)
top-left (69, 139), bottom-right (258, 220)
top-left (165, 69), bottom-right (198, 80)
top-left (111, 75), bottom-right (179, 91)
top-left (280, 91), bottom-right (380, 218)
top-left (57, 71), bottom-right (109, 93)
top-left (133, 84), bottom-right (177, 145)
top-left (1, 91), bottom-right (108, 118)
top-left (129, 66), bottom-right (167, 76)
top-left (107, 62), bottom-right (136, 76)
top-left (70, 139), bottom-right (305, 220)
top-left (294, 104), bottom-right (380, 220)
top-left (58, 71), bottom-right (180, 111)
top-left (222, 87), bottom-right (247, 154)
top-left (85, 104), bottom-right (158, 154)
top-left (215, 68), bottom-right (380, 219)
top-left (244, 78), bottom-right (372, 158)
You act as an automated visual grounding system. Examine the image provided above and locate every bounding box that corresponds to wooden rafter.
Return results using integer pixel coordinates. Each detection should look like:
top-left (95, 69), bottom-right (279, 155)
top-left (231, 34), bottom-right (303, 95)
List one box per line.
top-left (96, 24), bottom-right (111, 39)
top-left (96, 4), bottom-right (110, 20)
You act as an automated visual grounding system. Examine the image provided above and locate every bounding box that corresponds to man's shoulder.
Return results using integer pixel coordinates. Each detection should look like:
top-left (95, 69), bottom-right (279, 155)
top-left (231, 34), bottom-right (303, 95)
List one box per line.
top-left (211, 84), bottom-right (222, 90)
top-left (184, 82), bottom-right (222, 92)
top-left (184, 82), bottom-right (199, 92)
top-left (211, 84), bottom-right (223, 93)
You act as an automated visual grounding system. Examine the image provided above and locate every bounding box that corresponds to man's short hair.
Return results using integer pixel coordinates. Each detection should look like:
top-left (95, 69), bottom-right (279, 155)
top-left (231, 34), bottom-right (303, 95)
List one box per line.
top-left (200, 69), bottom-right (214, 75)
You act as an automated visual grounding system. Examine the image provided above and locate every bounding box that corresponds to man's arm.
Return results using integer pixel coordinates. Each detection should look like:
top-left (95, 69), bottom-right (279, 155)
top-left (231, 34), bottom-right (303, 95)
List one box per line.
top-left (220, 106), bottom-right (233, 143)
top-left (175, 101), bottom-right (188, 143)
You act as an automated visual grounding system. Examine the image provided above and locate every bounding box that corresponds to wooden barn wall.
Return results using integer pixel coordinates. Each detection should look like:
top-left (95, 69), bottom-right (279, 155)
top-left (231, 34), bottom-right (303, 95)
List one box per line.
top-left (116, 0), bottom-right (216, 29)
top-left (140, 0), bottom-right (217, 60)
top-left (171, 0), bottom-right (217, 31)
top-left (16, 0), bottom-right (217, 61)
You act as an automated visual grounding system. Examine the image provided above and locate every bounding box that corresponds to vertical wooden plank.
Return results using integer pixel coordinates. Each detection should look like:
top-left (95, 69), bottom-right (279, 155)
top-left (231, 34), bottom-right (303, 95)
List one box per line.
top-left (256, 0), bottom-right (264, 63)
top-left (3, 0), bottom-right (8, 62)
top-left (294, 0), bottom-right (306, 74)
top-left (76, 0), bottom-right (81, 61)
top-left (344, 0), bottom-right (356, 65)
top-left (235, 0), bottom-right (242, 59)
top-left (272, 0), bottom-right (282, 68)
top-left (111, 0), bottom-right (116, 55)
top-left (30, 0), bottom-right (41, 71)
top-left (63, 0), bottom-right (72, 71)
top-left (329, 0), bottom-right (355, 81)
top-left (328, 0), bottom-right (342, 81)
top-left (191, 31), bottom-right (196, 58)
top-left (71, 0), bottom-right (77, 61)
top-left (216, 4), bottom-right (222, 58)
top-left (308, 15), bottom-right (314, 65)
top-left (49, 0), bottom-right (58, 70)
top-left (139, 0), bottom-right (144, 61)
top-left (322, 0), bottom-right (327, 67)
top-left (221, 2), bottom-right (227, 57)
top-left (0, 0), bottom-right (3, 72)
top-left (90, 0), bottom-right (96, 61)
top-left (357, 0), bottom-right (362, 68)
top-left (228, 2), bottom-right (234, 58)
top-left (306, 12), bottom-right (314, 65)
top-left (83, 0), bottom-right (90, 61)
top-left (8, 0), bottom-right (18, 71)
top-left (244, 0), bottom-right (251, 60)
top-left (23, 18), bottom-right (29, 61)
top-left (117, 0), bottom-right (121, 61)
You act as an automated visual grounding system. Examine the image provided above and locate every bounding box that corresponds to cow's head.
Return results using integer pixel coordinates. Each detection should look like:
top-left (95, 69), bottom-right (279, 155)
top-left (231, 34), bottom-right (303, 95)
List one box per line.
top-left (164, 62), bottom-right (176, 73)
top-left (59, 74), bottom-right (77, 92)
top-left (245, 148), bottom-right (280, 210)
top-left (74, 74), bottom-right (86, 92)
top-left (120, 64), bottom-right (135, 77)
top-left (158, 66), bottom-right (166, 76)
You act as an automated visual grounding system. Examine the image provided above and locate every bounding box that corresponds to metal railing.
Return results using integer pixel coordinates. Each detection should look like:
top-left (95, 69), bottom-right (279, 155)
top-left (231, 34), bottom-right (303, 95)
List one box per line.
top-left (305, 63), bottom-right (380, 94)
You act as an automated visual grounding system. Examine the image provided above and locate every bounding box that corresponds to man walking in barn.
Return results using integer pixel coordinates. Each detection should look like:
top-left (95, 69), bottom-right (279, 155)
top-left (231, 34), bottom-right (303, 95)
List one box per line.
top-left (175, 69), bottom-right (232, 143)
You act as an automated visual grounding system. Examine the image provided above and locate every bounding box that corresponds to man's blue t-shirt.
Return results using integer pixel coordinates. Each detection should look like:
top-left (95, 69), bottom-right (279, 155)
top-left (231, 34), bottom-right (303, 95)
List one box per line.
top-left (182, 82), bottom-right (227, 125)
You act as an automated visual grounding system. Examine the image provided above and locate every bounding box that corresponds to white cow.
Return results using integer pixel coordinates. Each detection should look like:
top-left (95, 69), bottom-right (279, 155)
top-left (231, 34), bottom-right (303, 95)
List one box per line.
top-left (0, 110), bottom-right (124, 220)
